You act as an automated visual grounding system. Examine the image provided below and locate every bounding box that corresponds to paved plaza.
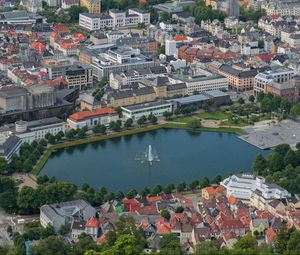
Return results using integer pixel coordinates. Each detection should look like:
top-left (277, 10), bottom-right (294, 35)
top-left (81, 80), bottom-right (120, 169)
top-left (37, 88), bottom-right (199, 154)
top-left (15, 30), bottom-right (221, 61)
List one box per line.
top-left (239, 120), bottom-right (300, 149)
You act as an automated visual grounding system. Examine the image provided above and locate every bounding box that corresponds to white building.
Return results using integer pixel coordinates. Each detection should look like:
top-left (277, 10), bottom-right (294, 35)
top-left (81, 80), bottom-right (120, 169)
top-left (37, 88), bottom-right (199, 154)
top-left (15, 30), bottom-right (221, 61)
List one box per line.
top-left (0, 131), bottom-right (22, 162)
top-left (121, 100), bottom-right (173, 120)
top-left (67, 108), bottom-right (119, 129)
top-left (91, 46), bottom-right (154, 80)
top-left (62, 0), bottom-right (79, 9)
top-left (221, 174), bottom-right (291, 201)
top-left (253, 67), bottom-right (295, 96)
top-left (169, 72), bottom-right (228, 95)
top-left (14, 118), bottom-right (66, 144)
top-left (79, 8), bottom-right (150, 31)
top-left (165, 40), bottom-right (177, 56)
top-left (40, 200), bottom-right (96, 232)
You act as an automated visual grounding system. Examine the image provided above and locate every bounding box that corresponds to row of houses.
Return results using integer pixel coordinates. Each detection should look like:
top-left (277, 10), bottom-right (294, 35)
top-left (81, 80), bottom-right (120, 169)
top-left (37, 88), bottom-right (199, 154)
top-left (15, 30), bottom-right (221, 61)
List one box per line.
top-left (38, 173), bottom-right (300, 252)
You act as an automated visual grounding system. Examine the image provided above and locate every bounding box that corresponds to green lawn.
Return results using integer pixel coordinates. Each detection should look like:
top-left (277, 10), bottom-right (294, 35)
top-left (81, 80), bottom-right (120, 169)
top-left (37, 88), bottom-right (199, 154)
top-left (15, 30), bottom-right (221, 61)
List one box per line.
top-left (221, 119), bottom-right (249, 127)
top-left (196, 110), bottom-right (229, 120)
top-left (172, 116), bottom-right (197, 123)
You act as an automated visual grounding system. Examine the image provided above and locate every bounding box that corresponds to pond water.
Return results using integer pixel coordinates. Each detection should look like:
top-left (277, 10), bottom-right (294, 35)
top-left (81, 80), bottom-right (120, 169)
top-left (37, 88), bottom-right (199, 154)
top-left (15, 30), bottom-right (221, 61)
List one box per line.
top-left (39, 129), bottom-right (268, 192)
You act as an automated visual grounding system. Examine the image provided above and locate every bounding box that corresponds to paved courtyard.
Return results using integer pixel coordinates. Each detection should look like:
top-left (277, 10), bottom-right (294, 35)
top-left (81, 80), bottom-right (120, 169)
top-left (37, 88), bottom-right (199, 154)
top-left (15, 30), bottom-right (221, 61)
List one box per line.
top-left (239, 119), bottom-right (300, 149)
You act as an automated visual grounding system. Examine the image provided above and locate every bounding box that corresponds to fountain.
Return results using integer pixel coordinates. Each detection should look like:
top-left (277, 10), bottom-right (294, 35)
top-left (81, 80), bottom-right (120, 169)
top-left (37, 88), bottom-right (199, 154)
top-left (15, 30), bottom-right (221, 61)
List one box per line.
top-left (135, 145), bottom-right (160, 165)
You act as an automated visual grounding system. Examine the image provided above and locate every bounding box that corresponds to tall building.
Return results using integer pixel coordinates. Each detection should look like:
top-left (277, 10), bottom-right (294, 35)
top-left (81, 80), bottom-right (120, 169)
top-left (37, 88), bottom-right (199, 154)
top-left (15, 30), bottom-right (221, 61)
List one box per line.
top-left (80, 0), bottom-right (101, 14)
top-left (26, 0), bottom-right (43, 13)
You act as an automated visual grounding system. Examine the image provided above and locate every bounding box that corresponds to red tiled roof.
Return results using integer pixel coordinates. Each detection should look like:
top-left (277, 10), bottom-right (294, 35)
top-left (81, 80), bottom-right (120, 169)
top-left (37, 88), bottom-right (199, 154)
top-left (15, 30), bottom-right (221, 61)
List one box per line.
top-left (219, 219), bottom-right (245, 230)
top-left (173, 36), bottom-right (188, 41)
top-left (85, 216), bottom-right (99, 228)
top-left (135, 205), bottom-right (158, 215)
top-left (266, 228), bottom-right (277, 242)
top-left (69, 108), bottom-right (117, 122)
top-left (156, 217), bottom-right (171, 234)
top-left (228, 196), bottom-right (237, 205)
top-left (203, 185), bottom-right (225, 195)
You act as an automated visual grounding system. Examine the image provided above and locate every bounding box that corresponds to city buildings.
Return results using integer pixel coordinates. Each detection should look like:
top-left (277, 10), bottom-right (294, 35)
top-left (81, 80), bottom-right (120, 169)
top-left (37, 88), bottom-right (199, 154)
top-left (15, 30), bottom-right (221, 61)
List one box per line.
top-left (65, 64), bottom-right (93, 90)
top-left (67, 108), bottom-right (118, 129)
top-left (221, 174), bottom-right (291, 203)
top-left (253, 67), bottom-right (295, 96)
top-left (40, 200), bottom-right (96, 232)
top-left (14, 118), bottom-right (66, 144)
top-left (0, 86), bottom-right (78, 124)
top-left (79, 9), bottom-right (150, 31)
top-left (109, 66), bottom-right (168, 89)
top-left (0, 11), bottom-right (45, 25)
top-left (169, 71), bottom-right (228, 95)
top-left (0, 133), bottom-right (22, 162)
top-left (80, 0), bottom-right (101, 14)
top-left (91, 47), bottom-right (155, 80)
top-left (218, 64), bottom-right (260, 91)
top-left (121, 100), bottom-right (173, 120)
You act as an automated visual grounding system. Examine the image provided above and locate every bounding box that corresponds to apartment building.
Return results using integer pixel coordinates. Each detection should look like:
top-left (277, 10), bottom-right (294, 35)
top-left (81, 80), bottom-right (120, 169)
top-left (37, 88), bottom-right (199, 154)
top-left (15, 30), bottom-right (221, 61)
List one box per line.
top-left (218, 64), bottom-right (259, 91)
top-left (65, 64), bottom-right (93, 90)
top-left (80, 0), bottom-right (101, 14)
top-left (121, 100), bottom-right (173, 120)
top-left (169, 72), bottom-right (228, 95)
top-left (253, 67), bottom-right (295, 96)
top-left (79, 9), bottom-right (150, 31)
top-left (91, 47), bottom-right (155, 80)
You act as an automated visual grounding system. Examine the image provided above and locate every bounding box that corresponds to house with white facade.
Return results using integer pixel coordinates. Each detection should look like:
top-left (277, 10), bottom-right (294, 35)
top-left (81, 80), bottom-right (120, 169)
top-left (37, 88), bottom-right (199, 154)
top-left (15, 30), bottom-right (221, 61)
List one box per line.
top-left (67, 108), bottom-right (119, 129)
top-left (221, 174), bottom-right (291, 203)
top-left (79, 8), bottom-right (150, 31)
top-left (14, 117), bottom-right (66, 144)
top-left (121, 100), bottom-right (173, 120)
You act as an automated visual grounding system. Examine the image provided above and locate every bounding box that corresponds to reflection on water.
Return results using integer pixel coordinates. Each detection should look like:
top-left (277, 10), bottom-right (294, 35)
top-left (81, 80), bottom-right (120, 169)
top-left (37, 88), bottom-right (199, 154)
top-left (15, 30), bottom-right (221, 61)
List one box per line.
top-left (40, 129), bottom-right (269, 192)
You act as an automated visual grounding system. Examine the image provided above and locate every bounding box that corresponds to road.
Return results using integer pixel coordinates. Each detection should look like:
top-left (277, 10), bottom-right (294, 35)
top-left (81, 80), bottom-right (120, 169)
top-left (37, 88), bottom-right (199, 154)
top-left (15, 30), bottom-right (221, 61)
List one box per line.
top-left (0, 208), bottom-right (39, 246)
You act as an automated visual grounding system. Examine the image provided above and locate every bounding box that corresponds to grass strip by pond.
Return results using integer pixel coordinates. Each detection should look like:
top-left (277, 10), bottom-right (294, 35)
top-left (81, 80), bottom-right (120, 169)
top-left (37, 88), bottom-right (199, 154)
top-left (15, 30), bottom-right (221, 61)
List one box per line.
top-left (31, 123), bottom-right (244, 175)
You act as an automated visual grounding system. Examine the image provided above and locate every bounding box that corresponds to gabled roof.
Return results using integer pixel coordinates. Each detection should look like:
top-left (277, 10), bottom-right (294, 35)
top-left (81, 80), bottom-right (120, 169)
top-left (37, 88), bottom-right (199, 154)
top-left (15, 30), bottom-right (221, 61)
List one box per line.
top-left (69, 108), bottom-right (116, 122)
top-left (85, 216), bottom-right (99, 228)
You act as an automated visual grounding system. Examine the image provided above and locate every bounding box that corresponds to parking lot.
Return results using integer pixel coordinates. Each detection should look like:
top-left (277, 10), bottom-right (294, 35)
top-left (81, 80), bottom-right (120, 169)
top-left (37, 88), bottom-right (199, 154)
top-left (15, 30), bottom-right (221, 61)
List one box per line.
top-left (240, 119), bottom-right (300, 149)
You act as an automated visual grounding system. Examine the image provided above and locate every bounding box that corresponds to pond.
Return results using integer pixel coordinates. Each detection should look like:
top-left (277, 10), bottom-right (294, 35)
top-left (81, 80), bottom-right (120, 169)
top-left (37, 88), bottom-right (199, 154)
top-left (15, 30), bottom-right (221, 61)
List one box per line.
top-left (39, 129), bottom-right (268, 192)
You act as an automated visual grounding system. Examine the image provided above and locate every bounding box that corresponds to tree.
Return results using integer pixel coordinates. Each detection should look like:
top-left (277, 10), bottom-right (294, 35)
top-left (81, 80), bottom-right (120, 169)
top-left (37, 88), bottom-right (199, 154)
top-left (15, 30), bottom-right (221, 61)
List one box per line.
top-left (137, 115), bottom-right (147, 126)
top-left (257, 91), bottom-right (265, 102)
top-left (58, 225), bottom-right (69, 236)
top-left (124, 118), bottom-right (133, 128)
top-left (68, 5), bottom-right (88, 22)
top-left (115, 107), bottom-right (123, 118)
top-left (78, 128), bottom-right (86, 138)
top-left (148, 113), bottom-right (158, 124)
top-left (189, 180), bottom-right (199, 191)
top-left (177, 182), bottom-right (186, 192)
top-left (238, 97), bottom-right (245, 104)
top-left (140, 186), bottom-right (151, 196)
top-left (0, 157), bottom-right (8, 174)
top-left (126, 189), bottom-right (137, 199)
top-left (65, 129), bottom-right (76, 139)
top-left (159, 12), bottom-right (169, 21)
top-left (151, 184), bottom-right (163, 196)
top-left (55, 131), bottom-right (64, 141)
top-left (111, 121), bottom-right (121, 132)
top-left (233, 235), bottom-right (257, 250)
top-left (253, 154), bottom-right (268, 176)
top-left (30, 236), bottom-right (70, 255)
top-left (188, 119), bottom-right (201, 129)
top-left (249, 95), bottom-right (255, 103)
top-left (157, 45), bottom-right (165, 55)
top-left (174, 108), bottom-right (181, 116)
top-left (163, 111), bottom-right (173, 120)
top-left (160, 209), bottom-right (171, 220)
top-left (175, 206), bottom-right (184, 213)
top-left (47, 134), bottom-right (56, 144)
top-left (290, 104), bottom-right (300, 119)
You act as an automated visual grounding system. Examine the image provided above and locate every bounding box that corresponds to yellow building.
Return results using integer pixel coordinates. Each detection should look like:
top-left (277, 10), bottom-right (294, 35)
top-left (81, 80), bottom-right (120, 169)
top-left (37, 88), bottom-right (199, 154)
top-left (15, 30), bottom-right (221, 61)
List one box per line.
top-left (80, 0), bottom-right (101, 14)
top-left (205, 0), bottom-right (217, 8)
top-left (218, 64), bottom-right (258, 91)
